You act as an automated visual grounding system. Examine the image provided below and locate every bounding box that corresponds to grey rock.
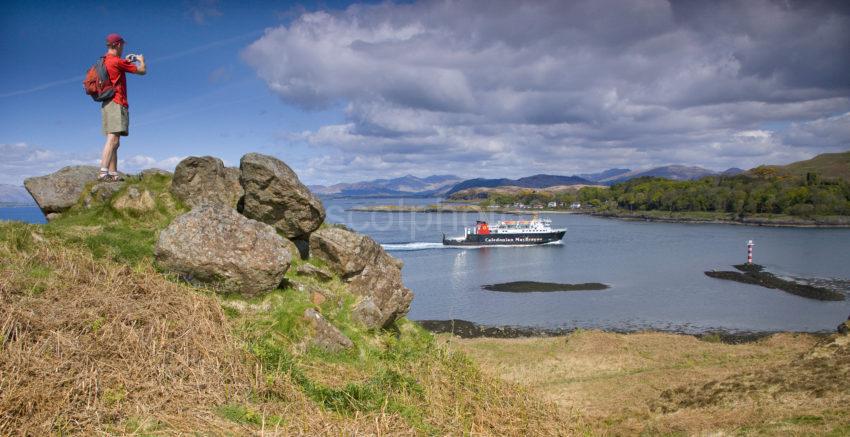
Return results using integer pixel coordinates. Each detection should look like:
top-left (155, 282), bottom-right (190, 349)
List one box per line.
top-left (297, 263), bottom-right (333, 282)
top-left (113, 186), bottom-right (155, 212)
top-left (239, 153), bottom-right (325, 239)
top-left (154, 204), bottom-right (291, 297)
top-left (45, 213), bottom-right (62, 222)
top-left (224, 167), bottom-right (243, 204)
top-left (308, 227), bottom-right (382, 277)
top-left (347, 260), bottom-right (413, 326)
top-left (170, 156), bottom-right (242, 208)
top-left (352, 298), bottom-right (383, 329)
top-left (303, 308), bottom-right (353, 353)
top-left (310, 227), bottom-right (413, 328)
top-left (138, 168), bottom-right (173, 178)
top-left (24, 166), bottom-right (100, 214)
top-left (84, 181), bottom-right (123, 207)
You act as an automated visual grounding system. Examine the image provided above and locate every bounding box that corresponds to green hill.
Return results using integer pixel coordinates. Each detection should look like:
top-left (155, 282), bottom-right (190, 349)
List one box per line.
top-left (756, 151), bottom-right (850, 180)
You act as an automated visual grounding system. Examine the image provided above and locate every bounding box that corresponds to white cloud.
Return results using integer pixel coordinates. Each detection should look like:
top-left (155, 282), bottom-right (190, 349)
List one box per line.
top-left (118, 155), bottom-right (186, 174)
top-left (784, 112), bottom-right (850, 150)
top-left (0, 143), bottom-right (185, 185)
top-left (244, 0), bottom-right (850, 182)
top-left (0, 143), bottom-right (88, 185)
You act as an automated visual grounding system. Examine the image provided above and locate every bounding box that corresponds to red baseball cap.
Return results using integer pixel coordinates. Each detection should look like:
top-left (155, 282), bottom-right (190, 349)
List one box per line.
top-left (106, 33), bottom-right (125, 45)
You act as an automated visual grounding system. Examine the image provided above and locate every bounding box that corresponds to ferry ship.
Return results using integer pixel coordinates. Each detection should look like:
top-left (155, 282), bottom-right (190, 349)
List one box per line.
top-left (442, 216), bottom-right (566, 246)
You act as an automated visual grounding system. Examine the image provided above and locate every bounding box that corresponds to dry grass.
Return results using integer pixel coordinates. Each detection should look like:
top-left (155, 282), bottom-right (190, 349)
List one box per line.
top-left (447, 329), bottom-right (850, 435)
top-left (1, 222), bottom-right (567, 435)
top-left (0, 225), bottom-right (255, 434)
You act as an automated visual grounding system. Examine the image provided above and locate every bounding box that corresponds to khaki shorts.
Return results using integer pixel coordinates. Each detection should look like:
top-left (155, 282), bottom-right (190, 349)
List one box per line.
top-left (102, 100), bottom-right (129, 136)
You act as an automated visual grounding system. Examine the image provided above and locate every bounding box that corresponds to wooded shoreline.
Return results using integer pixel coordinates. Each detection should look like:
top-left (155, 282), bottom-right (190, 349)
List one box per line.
top-left (348, 204), bottom-right (850, 227)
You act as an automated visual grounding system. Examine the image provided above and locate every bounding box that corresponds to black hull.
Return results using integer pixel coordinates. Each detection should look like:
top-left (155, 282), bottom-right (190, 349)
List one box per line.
top-left (442, 230), bottom-right (565, 246)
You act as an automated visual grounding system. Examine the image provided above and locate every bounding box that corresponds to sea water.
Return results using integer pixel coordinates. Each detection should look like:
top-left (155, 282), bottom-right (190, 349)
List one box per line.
top-left (5, 200), bottom-right (849, 333)
top-left (325, 197), bottom-right (850, 333)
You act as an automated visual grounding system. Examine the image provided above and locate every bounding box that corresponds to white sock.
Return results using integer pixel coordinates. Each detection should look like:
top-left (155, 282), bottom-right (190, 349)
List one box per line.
top-left (100, 167), bottom-right (108, 173)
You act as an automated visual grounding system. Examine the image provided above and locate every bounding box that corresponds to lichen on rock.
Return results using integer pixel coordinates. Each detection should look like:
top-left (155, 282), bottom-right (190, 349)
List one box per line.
top-left (170, 156), bottom-right (243, 208)
top-left (154, 204), bottom-right (291, 296)
top-left (303, 308), bottom-right (354, 353)
top-left (112, 186), bottom-right (156, 212)
top-left (309, 226), bottom-right (413, 328)
top-left (24, 165), bottom-right (101, 215)
top-left (239, 153), bottom-right (325, 239)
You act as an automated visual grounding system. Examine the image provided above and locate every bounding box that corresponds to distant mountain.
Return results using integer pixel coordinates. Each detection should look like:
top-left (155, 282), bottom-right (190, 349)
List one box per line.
top-left (577, 168), bottom-right (631, 182)
top-left (753, 151), bottom-right (850, 180)
top-left (444, 174), bottom-right (594, 196)
top-left (600, 165), bottom-right (718, 184)
top-left (309, 174), bottom-right (462, 197)
top-left (314, 152), bottom-right (849, 200)
top-left (0, 184), bottom-right (35, 205)
top-left (447, 184), bottom-right (603, 201)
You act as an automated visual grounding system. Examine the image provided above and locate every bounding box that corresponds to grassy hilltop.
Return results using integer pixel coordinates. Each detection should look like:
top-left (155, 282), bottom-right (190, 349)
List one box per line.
top-left (758, 151), bottom-right (850, 180)
top-left (2, 171), bottom-right (849, 435)
top-left (0, 172), bottom-right (562, 435)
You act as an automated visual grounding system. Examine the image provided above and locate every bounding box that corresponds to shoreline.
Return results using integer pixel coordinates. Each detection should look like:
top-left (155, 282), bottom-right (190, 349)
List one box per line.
top-left (415, 319), bottom-right (833, 344)
top-left (705, 263), bottom-right (845, 301)
top-left (348, 205), bottom-right (583, 215)
top-left (347, 204), bottom-right (850, 228)
top-left (586, 210), bottom-right (850, 228)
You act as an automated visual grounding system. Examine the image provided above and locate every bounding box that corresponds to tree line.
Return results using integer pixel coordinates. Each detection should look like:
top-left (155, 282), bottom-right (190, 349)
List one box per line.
top-left (478, 171), bottom-right (850, 217)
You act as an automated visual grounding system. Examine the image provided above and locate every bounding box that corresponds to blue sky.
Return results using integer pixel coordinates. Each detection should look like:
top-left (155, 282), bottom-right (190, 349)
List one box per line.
top-left (1, 0), bottom-right (357, 184)
top-left (2, 0), bottom-right (849, 186)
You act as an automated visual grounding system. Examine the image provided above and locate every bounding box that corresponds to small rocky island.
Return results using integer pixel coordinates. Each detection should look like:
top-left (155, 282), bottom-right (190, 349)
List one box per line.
top-left (705, 264), bottom-right (845, 301)
top-left (482, 281), bottom-right (609, 292)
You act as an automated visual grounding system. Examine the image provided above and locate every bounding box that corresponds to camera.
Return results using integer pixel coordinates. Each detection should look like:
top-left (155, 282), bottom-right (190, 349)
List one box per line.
top-left (126, 54), bottom-right (141, 62)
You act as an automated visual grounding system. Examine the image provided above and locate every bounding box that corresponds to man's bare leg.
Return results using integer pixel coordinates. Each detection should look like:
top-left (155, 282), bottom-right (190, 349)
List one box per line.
top-left (109, 138), bottom-right (120, 173)
top-left (99, 134), bottom-right (120, 179)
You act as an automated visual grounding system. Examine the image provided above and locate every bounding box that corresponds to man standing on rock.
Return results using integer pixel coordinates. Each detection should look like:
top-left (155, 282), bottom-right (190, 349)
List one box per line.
top-left (98, 33), bottom-right (146, 182)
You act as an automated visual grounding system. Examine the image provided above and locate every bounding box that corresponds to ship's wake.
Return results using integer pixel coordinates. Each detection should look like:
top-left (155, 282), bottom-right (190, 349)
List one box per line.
top-left (381, 242), bottom-right (448, 251)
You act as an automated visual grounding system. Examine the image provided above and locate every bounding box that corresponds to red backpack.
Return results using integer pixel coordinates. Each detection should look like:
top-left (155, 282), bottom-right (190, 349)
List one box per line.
top-left (83, 57), bottom-right (115, 102)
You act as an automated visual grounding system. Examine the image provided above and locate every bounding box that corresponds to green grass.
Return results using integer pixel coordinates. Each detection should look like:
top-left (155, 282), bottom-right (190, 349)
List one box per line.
top-left (0, 221), bottom-right (36, 252)
top-left (110, 417), bottom-right (167, 436)
top-left (43, 172), bottom-right (187, 267)
top-left (217, 404), bottom-right (285, 427)
top-left (237, 283), bottom-right (439, 432)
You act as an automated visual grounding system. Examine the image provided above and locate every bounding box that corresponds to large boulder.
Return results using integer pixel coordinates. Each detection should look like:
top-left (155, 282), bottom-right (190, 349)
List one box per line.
top-left (154, 204), bottom-right (291, 297)
top-left (170, 156), bottom-right (242, 208)
top-left (309, 227), bottom-right (413, 328)
top-left (307, 226), bottom-right (383, 278)
top-left (24, 166), bottom-right (100, 215)
top-left (239, 153), bottom-right (325, 239)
